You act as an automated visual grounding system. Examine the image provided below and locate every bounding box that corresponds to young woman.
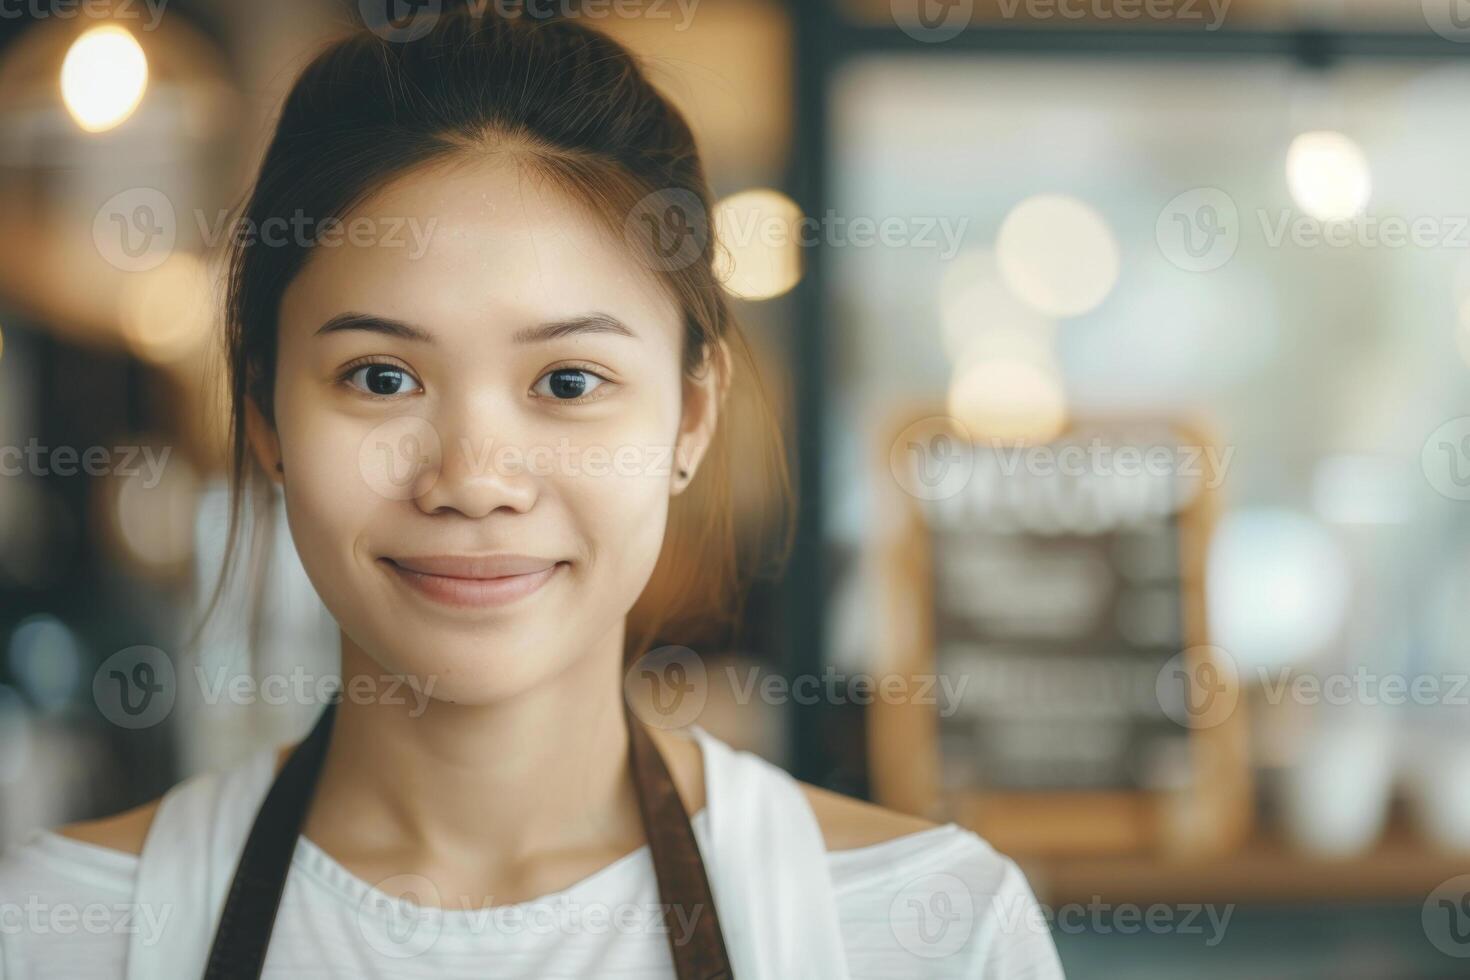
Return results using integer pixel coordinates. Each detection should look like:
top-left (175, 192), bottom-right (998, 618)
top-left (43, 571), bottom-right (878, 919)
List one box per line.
top-left (0, 8), bottom-right (1064, 978)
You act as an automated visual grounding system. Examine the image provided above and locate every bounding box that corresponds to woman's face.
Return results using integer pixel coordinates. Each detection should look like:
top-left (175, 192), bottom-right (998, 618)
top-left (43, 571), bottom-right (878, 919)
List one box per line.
top-left (248, 155), bottom-right (718, 704)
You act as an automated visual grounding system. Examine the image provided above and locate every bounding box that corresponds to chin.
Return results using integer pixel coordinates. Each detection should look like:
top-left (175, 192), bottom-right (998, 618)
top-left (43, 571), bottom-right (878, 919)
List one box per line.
top-left (349, 630), bottom-right (577, 708)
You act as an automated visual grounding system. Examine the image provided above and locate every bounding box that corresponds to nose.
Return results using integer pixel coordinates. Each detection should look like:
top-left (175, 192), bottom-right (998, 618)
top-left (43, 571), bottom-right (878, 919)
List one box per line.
top-left (411, 399), bottom-right (540, 519)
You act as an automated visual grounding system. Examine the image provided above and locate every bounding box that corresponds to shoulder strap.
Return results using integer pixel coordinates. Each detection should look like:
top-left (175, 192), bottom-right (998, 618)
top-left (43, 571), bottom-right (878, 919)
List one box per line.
top-left (685, 726), bottom-right (851, 979)
top-left (191, 698), bottom-right (734, 980)
top-left (626, 705), bottom-right (733, 980)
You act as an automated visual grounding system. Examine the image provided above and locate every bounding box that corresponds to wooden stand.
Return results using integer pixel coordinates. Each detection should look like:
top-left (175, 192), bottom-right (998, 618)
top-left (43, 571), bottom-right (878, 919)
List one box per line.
top-left (868, 402), bottom-right (1253, 858)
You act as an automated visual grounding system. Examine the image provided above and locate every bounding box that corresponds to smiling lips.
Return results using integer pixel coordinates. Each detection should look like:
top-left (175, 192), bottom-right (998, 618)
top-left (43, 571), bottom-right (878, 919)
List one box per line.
top-left (380, 553), bottom-right (566, 608)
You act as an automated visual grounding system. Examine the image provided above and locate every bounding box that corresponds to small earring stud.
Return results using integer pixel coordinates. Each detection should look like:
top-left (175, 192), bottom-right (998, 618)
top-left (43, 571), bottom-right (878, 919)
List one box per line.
top-left (677, 467), bottom-right (689, 479)
top-left (275, 461), bottom-right (284, 473)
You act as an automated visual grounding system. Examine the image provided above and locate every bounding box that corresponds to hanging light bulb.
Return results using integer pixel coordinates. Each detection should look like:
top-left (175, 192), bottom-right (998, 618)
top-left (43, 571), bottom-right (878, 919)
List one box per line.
top-left (1286, 130), bottom-right (1371, 223)
top-left (60, 24), bottom-right (149, 133)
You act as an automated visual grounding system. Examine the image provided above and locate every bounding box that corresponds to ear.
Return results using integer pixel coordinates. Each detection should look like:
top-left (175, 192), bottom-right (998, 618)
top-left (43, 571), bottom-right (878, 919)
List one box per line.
top-left (671, 338), bottom-right (731, 496)
top-left (244, 395), bottom-right (284, 486)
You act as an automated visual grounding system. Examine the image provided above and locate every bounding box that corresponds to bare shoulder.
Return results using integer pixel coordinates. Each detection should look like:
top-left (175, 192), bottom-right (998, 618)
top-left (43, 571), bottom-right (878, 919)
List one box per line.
top-left (656, 726), bottom-right (941, 851)
top-left (796, 781), bottom-right (943, 852)
top-left (53, 797), bottom-right (163, 857)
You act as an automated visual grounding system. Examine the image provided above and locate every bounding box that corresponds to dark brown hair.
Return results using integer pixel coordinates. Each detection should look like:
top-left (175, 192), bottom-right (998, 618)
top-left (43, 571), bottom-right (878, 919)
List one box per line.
top-left (192, 5), bottom-right (793, 666)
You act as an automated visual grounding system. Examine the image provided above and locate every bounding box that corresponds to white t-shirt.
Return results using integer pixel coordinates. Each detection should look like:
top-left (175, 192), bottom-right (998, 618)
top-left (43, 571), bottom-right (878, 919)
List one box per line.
top-left (0, 733), bottom-right (1066, 979)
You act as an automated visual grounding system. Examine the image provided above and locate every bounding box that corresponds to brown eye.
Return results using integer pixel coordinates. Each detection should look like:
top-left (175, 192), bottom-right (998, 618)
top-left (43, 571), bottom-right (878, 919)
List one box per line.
top-left (533, 368), bottom-right (606, 401)
top-left (345, 363), bottom-right (422, 397)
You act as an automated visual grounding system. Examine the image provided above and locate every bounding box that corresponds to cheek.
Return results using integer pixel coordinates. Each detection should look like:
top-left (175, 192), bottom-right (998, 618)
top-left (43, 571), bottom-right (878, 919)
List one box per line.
top-left (564, 445), bottom-right (672, 596)
top-left (271, 381), bottom-right (386, 616)
top-left (548, 387), bottom-right (681, 584)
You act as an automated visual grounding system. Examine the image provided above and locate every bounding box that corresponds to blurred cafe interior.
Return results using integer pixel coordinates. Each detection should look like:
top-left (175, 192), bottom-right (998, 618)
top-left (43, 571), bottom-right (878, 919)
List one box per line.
top-left (4, 0), bottom-right (1470, 976)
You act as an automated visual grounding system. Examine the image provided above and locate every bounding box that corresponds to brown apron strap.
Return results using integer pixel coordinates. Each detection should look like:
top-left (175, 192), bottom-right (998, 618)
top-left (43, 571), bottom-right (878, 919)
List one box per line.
top-left (201, 693), bottom-right (735, 979)
top-left (625, 703), bottom-right (734, 980)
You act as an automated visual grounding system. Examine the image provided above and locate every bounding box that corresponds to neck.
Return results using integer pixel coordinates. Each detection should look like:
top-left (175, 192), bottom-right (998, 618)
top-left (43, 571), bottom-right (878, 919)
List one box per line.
top-left (302, 624), bottom-right (644, 872)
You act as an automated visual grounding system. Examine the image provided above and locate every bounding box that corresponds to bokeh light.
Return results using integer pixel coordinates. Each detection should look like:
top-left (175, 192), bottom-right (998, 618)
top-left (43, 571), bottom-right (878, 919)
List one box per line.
top-left (7, 616), bottom-right (84, 712)
top-left (712, 188), bottom-right (803, 300)
top-left (938, 248), bottom-right (1055, 367)
top-left (118, 252), bottom-right (215, 365)
top-left (60, 25), bottom-right (149, 134)
top-left (946, 357), bottom-right (1068, 444)
top-left (996, 194), bottom-right (1119, 318)
top-left (1285, 130), bottom-right (1371, 222)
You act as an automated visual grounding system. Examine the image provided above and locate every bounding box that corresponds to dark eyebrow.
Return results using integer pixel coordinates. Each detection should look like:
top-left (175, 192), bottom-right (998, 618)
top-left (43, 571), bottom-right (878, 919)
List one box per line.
top-left (313, 312), bottom-right (636, 344)
top-left (314, 313), bottom-right (433, 342)
top-left (512, 313), bottom-right (637, 344)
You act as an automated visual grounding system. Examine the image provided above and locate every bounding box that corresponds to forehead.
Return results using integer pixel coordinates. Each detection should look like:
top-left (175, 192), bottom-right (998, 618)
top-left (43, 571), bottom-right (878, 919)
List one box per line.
top-left (279, 153), bottom-right (680, 343)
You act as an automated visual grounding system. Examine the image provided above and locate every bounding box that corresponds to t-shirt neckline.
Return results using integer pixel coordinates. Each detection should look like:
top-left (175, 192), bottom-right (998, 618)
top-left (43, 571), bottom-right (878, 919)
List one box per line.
top-left (292, 806), bottom-right (711, 933)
